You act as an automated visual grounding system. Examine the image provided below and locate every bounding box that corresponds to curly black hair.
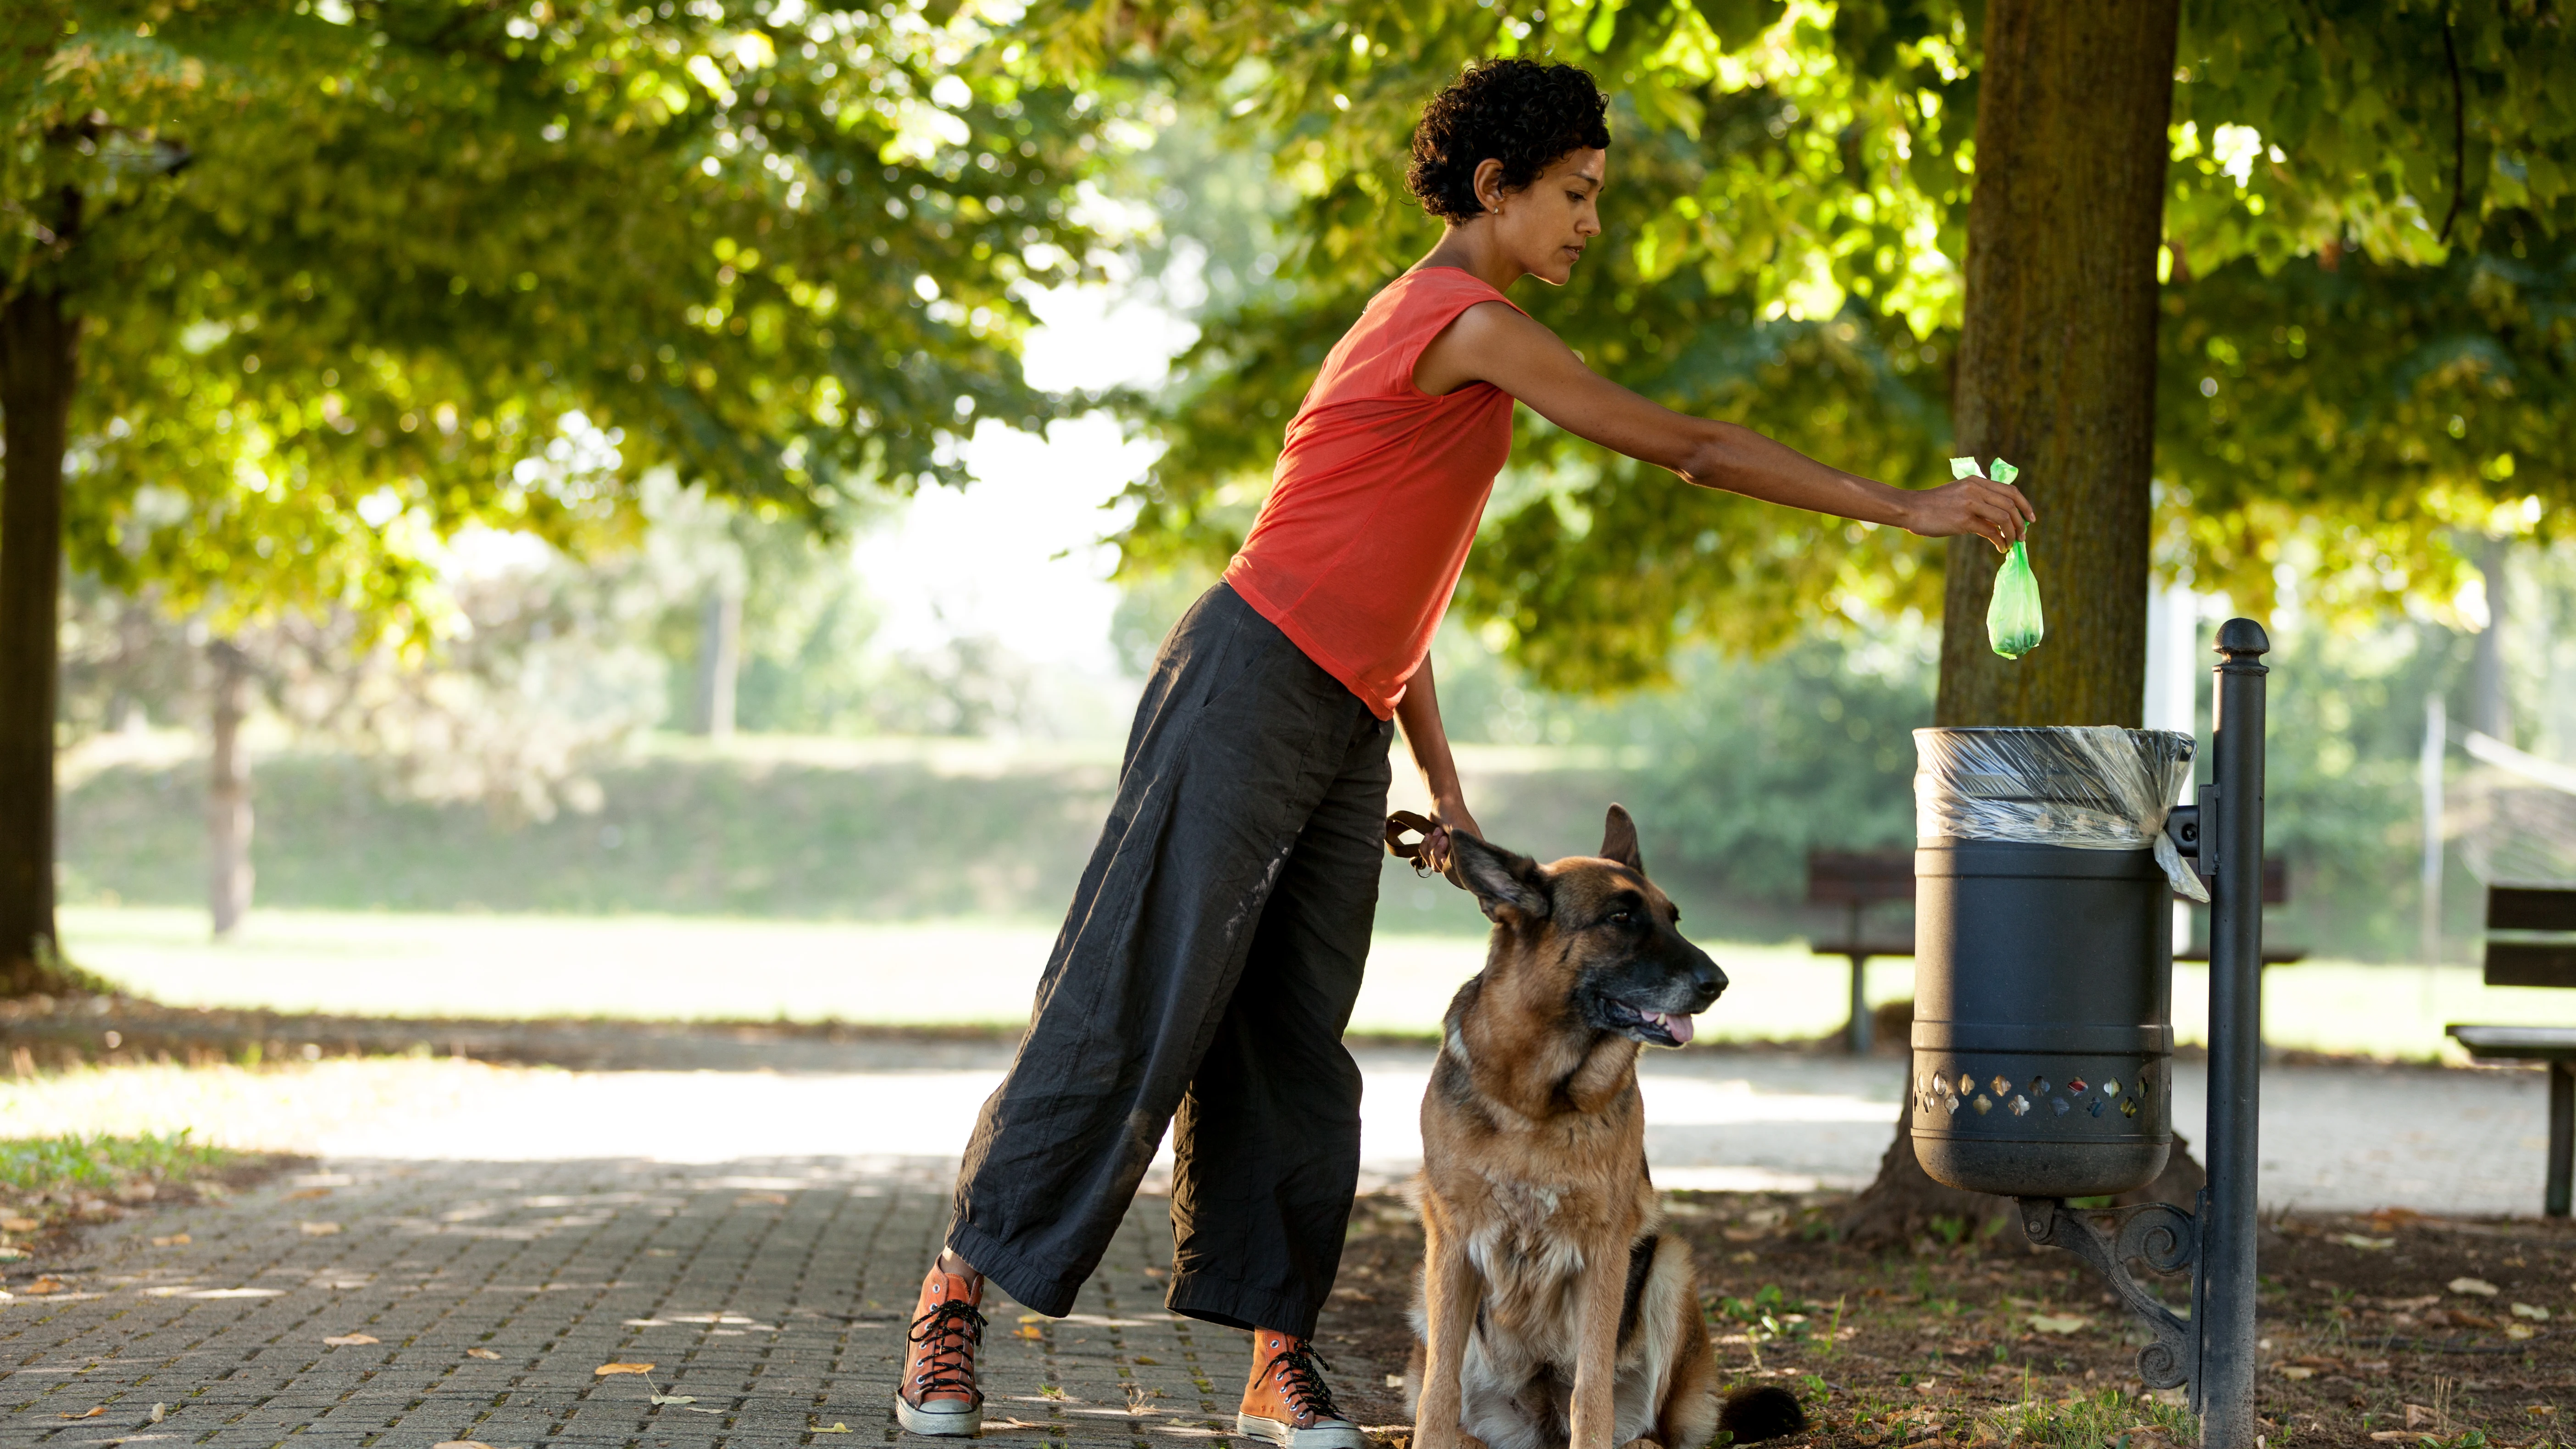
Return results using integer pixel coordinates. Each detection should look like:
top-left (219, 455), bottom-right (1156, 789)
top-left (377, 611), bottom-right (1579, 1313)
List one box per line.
top-left (1405, 59), bottom-right (1611, 223)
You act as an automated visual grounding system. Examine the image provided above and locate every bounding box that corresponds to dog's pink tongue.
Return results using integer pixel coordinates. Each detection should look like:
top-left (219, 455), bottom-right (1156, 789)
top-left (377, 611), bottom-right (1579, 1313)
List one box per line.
top-left (1663, 1013), bottom-right (1696, 1045)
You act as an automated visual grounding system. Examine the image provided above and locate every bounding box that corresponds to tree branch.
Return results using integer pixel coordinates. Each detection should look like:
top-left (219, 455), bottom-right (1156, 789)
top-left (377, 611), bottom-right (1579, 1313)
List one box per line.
top-left (2437, 17), bottom-right (2466, 247)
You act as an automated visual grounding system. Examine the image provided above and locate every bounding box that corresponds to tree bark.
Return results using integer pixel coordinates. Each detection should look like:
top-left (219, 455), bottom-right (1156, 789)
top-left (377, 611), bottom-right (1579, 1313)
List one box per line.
top-left (693, 584), bottom-right (740, 739)
top-left (0, 284), bottom-right (79, 997)
top-left (1933, 0), bottom-right (2176, 731)
top-left (1845, 0), bottom-right (2184, 1247)
top-left (206, 638), bottom-right (255, 939)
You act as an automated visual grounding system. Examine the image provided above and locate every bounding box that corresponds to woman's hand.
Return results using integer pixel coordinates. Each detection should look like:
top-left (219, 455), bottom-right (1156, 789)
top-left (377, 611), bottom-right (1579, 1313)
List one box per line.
top-left (1900, 475), bottom-right (2037, 551)
top-left (1424, 794), bottom-right (1484, 878)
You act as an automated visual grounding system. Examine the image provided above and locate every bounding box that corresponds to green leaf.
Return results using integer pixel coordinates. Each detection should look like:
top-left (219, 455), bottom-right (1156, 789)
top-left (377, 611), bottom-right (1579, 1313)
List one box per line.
top-left (1688, 0), bottom-right (1788, 51)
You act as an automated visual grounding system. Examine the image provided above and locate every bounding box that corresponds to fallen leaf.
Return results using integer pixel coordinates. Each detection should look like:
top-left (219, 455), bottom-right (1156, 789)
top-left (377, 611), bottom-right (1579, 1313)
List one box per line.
top-left (148, 1404), bottom-right (165, 1424)
top-left (2333, 1234), bottom-right (2395, 1251)
top-left (2505, 1323), bottom-right (2535, 1340)
top-left (651, 1394), bottom-right (697, 1405)
top-left (465, 1348), bottom-right (501, 1360)
top-left (1012, 1325), bottom-right (1043, 1340)
top-left (2027, 1314), bottom-right (2089, 1334)
top-left (298, 1221), bottom-right (341, 1237)
top-left (814, 1422), bottom-right (853, 1433)
top-left (2405, 1405), bottom-right (2439, 1429)
top-left (24, 1277), bottom-right (63, 1294)
top-left (595, 1362), bottom-right (655, 1376)
top-left (2448, 1277), bottom-right (2499, 1297)
top-left (1131, 1355), bottom-right (1158, 1365)
top-left (2278, 1366), bottom-right (2315, 1381)
top-left (1, 1216), bottom-right (38, 1231)
top-left (1384, 1375), bottom-right (1405, 1388)
top-left (1017, 1312), bottom-right (1044, 1323)
top-left (2367, 1433), bottom-right (2420, 1443)
top-left (2511, 1302), bottom-right (2550, 1321)
top-left (323, 1333), bottom-right (379, 1346)
top-left (284, 1188), bottom-right (333, 1201)
top-left (58, 1406), bottom-right (106, 1420)
top-left (150, 1234), bottom-right (190, 1247)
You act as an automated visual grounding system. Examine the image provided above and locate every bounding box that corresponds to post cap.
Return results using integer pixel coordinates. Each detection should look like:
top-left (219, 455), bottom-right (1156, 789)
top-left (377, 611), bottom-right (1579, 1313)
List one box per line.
top-left (2214, 618), bottom-right (2270, 659)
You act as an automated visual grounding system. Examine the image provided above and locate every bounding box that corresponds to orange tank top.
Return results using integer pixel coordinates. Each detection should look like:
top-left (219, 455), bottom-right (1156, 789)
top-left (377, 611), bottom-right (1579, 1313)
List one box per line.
top-left (1222, 267), bottom-right (1521, 719)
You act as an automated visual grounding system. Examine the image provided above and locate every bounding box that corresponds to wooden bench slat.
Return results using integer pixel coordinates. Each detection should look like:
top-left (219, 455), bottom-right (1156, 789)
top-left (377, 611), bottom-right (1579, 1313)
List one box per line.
top-left (2489, 885), bottom-right (2576, 932)
top-left (2176, 947), bottom-right (2311, 966)
top-left (1810, 941), bottom-right (1915, 959)
top-left (1805, 849), bottom-right (1914, 905)
top-left (2181, 855), bottom-right (2292, 905)
top-left (2486, 940), bottom-right (2576, 989)
top-left (2448, 1024), bottom-right (2576, 1060)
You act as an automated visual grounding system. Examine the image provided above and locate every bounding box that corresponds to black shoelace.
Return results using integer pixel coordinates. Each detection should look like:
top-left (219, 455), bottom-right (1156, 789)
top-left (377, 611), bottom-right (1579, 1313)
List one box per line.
top-left (1267, 1340), bottom-right (1346, 1423)
top-left (907, 1299), bottom-right (987, 1399)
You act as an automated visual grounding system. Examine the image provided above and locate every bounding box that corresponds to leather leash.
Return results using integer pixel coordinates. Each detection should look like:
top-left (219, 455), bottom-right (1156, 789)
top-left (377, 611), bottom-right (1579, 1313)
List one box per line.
top-left (1384, 810), bottom-right (1460, 884)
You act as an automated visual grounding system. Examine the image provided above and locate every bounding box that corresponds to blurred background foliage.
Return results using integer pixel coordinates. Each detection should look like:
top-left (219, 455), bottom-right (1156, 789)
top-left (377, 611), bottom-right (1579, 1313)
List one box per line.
top-left (30, 0), bottom-right (2576, 970)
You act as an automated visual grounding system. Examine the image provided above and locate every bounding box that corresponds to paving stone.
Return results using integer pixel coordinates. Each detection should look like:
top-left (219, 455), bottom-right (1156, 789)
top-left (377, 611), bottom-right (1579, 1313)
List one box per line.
top-left (0, 1159), bottom-right (1276, 1449)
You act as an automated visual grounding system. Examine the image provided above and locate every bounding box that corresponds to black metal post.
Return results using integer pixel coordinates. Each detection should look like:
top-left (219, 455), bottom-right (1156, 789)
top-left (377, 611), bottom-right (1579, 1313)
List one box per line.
top-left (2200, 619), bottom-right (2270, 1448)
top-left (2548, 1060), bottom-right (2572, 1219)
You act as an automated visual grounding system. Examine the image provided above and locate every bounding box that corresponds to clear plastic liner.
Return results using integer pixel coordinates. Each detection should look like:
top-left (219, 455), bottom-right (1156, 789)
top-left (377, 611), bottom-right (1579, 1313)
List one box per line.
top-left (1915, 726), bottom-right (2207, 901)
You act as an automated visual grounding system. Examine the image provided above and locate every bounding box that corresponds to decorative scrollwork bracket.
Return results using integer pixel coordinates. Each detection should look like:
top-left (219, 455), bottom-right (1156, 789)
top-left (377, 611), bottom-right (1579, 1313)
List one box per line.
top-left (2015, 1195), bottom-right (2201, 1396)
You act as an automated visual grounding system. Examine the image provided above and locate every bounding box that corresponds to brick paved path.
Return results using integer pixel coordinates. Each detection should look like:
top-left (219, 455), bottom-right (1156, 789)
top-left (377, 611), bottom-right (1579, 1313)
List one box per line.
top-left (0, 1159), bottom-right (1272, 1449)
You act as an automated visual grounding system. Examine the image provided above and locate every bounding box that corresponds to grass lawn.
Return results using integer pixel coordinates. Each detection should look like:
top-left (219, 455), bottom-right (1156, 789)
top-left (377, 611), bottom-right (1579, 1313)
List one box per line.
top-left (53, 905), bottom-right (2576, 1060)
top-left (0, 1131), bottom-right (248, 1262)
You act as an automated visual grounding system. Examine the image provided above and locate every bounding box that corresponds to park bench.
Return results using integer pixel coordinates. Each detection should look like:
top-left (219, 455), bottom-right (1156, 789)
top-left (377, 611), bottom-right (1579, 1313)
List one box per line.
top-left (1806, 848), bottom-right (2304, 1056)
top-left (2176, 855), bottom-right (2309, 966)
top-left (1807, 850), bottom-right (1914, 1054)
top-left (2446, 883), bottom-right (2576, 1218)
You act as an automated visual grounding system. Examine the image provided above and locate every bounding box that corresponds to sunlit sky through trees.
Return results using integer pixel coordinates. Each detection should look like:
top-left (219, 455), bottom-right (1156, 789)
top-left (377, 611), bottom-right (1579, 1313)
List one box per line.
top-left (853, 278), bottom-right (1188, 680)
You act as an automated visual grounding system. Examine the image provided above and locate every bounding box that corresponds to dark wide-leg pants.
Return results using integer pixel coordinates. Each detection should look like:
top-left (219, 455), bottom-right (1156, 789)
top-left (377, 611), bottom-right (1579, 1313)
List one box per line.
top-left (947, 582), bottom-right (1393, 1338)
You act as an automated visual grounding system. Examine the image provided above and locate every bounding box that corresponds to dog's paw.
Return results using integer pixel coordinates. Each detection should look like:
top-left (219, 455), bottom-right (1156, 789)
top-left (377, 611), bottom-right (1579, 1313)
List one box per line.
top-left (1716, 1385), bottom-right (1806, 1444)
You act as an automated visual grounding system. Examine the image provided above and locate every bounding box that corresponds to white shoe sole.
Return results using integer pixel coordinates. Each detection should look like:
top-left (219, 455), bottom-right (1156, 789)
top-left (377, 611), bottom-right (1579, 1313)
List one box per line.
top-left (1236, 1412), bottom-right (1369, 1449)
top-left (897, 1397), bottom-right (983, 1437)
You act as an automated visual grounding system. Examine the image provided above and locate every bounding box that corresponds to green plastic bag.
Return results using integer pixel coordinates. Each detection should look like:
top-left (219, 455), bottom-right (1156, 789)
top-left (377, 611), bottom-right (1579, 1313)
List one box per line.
top-left (1951, 456), bottom-right (2043, 659)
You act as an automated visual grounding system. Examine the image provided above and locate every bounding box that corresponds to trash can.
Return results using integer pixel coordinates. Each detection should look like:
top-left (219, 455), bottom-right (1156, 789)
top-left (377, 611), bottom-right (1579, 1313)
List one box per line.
top-left (1908, 727), bottom-right (2203, 1199)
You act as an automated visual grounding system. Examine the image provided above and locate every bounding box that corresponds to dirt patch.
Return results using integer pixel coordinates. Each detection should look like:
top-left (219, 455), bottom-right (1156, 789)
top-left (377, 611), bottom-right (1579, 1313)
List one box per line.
top-left (0, 992), bottom-right (1022, 1073)
top-left (1312, 1192), bottom-right (2574, 1448)
top-left (1, 1149), bottom-right (304, 1279)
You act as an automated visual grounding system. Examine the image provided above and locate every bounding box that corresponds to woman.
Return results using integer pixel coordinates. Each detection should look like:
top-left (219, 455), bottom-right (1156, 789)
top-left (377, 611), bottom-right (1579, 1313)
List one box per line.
top-left (898, 57), bottom-right (2031, 1447)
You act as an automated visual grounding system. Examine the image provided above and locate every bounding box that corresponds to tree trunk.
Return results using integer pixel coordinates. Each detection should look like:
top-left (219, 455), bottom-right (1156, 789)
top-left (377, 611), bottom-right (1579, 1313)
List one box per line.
top-left (693, 585), bottom-right (740, 739)
top-left (1933, 0), bottom-right (2176, 730)
top-left (206, 638), bottom-right (255, 939)
top-left (0, 285), bottom-right (79, 997)
top-left (2471, 537), bottom-right (2509, 742)
top-left (1844, 0), bottom-right (2185, 1247)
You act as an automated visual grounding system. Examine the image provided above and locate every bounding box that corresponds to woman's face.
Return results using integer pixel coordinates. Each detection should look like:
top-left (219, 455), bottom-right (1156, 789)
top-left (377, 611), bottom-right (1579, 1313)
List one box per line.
top-left (1473, 148), bottom-right (1607, 285)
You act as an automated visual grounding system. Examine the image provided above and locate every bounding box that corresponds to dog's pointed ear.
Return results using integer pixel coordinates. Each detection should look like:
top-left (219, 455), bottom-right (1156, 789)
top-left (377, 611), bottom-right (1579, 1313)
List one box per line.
top-left (1600, 804), bottom-right (1644, 874)
top-left (1450, 831), bottom-right (1550, 923)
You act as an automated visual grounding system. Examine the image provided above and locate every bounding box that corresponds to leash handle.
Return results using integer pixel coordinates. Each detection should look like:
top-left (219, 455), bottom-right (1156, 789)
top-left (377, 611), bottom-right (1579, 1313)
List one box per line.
top-left (1384, 810), bottom-right (1452, 882)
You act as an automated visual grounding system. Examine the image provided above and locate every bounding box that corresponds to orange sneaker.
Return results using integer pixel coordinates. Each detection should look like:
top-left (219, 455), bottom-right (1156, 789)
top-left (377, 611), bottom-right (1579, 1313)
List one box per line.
top-left (1237, 1330), bottom-right (1367, 1449)
top-left (895, 1265), bottom-right (986, 1437)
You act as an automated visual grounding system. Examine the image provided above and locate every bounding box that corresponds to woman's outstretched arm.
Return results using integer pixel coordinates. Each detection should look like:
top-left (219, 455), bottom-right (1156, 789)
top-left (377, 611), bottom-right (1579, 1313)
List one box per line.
top-left (1413, 299), bottom-right (2035, 550)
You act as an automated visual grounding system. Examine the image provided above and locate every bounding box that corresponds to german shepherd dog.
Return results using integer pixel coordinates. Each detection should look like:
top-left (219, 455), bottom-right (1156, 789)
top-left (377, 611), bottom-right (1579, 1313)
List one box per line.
top-left (1391, 806), bottom-right (1804, 1449)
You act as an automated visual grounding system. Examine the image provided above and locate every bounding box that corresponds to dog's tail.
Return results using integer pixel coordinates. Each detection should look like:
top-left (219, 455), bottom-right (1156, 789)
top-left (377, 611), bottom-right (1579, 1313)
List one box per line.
top-left (1717, 1384), bottom-right (1807, 1444)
